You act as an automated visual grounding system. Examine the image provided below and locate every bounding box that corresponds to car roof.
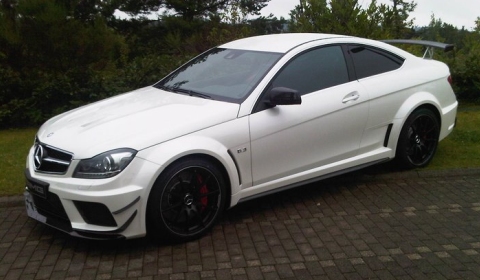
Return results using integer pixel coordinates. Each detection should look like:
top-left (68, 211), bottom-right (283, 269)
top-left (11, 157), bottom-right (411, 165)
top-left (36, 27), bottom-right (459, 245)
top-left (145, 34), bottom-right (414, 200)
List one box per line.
top-left (220, 33), bottom-right (351, 53)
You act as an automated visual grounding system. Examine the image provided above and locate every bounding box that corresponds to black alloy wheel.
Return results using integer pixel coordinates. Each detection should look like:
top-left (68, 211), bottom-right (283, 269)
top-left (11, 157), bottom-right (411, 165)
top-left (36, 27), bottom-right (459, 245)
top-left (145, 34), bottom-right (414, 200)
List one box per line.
top-left (147, 157), bottom-right (226, 242)
top-left (396, 108), bottom-right (440, 169)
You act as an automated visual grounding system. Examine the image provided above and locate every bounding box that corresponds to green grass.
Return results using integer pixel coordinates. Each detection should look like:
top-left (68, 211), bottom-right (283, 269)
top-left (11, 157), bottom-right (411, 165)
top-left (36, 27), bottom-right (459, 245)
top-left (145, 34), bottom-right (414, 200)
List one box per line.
top-left (428, 107), bottom-right (480, 169)
top-left (0, 128), bottom-right (36, 196)
top-left (1, 105), bottom-right (479, 196)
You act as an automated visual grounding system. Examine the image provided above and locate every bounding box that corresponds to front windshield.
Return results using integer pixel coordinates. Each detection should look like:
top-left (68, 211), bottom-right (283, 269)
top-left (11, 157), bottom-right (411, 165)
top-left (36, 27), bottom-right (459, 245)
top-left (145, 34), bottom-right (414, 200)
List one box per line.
top-left (155, 48), bottom-right (282, 102)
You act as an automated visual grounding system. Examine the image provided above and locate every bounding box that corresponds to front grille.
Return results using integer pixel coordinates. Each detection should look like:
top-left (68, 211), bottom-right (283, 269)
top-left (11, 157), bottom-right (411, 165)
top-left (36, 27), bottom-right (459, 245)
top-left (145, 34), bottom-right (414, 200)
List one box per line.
top-left (34, 139), bottom-right (73, 174)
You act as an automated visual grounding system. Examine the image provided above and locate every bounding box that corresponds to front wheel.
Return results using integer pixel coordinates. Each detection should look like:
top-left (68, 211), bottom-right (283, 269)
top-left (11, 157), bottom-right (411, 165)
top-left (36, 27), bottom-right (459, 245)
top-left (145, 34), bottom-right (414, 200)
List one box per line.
top-left (396, 108), bottom-right (440, 169)
top-left (147, 157), bottom-right (226, 243)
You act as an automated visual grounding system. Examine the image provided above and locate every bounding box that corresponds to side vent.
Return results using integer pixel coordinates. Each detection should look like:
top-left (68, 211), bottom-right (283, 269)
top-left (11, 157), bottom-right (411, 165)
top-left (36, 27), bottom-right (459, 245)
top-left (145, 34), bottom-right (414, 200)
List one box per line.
top-left (227, 150), bottom-right (242, 185)
top-left (384, 124), bottom-right (393, 147)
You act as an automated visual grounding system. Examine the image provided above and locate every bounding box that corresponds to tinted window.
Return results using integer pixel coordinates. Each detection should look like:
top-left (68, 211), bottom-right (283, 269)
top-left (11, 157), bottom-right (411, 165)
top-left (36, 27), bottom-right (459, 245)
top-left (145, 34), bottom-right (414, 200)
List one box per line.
top-left (270, 46), bottom-right (349, 95)
top-left (349, 46), bottom-right (404, 79)
top-left (155, 48), bottom-right (282, 102)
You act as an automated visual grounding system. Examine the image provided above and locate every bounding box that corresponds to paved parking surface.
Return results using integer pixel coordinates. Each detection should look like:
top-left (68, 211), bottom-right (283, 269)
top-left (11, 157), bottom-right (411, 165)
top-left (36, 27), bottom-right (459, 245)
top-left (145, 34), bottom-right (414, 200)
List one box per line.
top-left (1, 168), bottom-right (480, 280)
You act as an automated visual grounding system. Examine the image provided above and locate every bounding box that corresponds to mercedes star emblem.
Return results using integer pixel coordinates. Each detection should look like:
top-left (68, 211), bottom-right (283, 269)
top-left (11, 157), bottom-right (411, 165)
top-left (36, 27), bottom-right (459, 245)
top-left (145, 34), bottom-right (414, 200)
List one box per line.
top-left (33, 145), bottom-right (44, 170)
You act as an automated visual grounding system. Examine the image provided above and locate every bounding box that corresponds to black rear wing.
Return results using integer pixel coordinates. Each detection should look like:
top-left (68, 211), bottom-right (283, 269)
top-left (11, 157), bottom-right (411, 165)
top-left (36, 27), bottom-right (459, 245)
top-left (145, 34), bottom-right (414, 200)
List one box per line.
top-left (381, 39), bottom-right (454, 59)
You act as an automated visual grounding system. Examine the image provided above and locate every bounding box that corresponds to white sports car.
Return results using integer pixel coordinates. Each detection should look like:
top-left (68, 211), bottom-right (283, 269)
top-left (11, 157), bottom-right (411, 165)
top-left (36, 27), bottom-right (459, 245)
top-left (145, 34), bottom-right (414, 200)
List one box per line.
top-left (25, 33), bottom-right (457, 242)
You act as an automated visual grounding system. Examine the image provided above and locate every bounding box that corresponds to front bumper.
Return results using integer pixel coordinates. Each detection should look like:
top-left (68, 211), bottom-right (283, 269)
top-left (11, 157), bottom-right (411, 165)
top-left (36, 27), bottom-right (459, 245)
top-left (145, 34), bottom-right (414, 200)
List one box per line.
top-left (24, 147), bottom-right (160, 239)
top-left (25, 168), bottom-right (140, 239)
top-left (24, 189), bottom-right (128, 240)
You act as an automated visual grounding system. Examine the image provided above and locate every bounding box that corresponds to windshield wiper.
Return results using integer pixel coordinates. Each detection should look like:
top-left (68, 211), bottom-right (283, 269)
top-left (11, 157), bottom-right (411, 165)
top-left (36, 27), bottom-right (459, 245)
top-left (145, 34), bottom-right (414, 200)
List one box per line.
top-left (156, 84), bottom-right (175, 92)
top-left (172, 88), bottom-right (213, 100)
top-left (156, 84), bottom-right (213, 100)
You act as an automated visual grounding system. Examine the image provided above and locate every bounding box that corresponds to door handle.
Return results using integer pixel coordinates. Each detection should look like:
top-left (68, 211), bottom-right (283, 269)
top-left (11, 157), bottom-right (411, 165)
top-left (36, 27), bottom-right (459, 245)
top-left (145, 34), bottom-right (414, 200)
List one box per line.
top-left (342, 92), bottom-right (360, 103)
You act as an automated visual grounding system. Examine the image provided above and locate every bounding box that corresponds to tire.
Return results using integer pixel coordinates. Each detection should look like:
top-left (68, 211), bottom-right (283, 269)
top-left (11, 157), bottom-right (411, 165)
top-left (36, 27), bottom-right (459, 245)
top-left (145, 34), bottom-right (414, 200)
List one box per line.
top-left (147, 157), bottom-right (226, 243)
top-left (396, 108), bottom-right (440, 169)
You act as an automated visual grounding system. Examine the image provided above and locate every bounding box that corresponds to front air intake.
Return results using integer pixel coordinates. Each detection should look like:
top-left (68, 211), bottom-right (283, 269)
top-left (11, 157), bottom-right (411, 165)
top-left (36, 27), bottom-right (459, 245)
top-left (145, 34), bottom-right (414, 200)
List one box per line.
top-left (73, 201), bottom-right (118, 227)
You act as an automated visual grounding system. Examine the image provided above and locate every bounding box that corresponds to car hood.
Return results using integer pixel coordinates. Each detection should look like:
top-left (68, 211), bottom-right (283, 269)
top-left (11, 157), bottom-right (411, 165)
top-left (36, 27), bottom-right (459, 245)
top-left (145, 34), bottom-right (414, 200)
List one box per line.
top-left (37, 86), bottom-right (240, 159)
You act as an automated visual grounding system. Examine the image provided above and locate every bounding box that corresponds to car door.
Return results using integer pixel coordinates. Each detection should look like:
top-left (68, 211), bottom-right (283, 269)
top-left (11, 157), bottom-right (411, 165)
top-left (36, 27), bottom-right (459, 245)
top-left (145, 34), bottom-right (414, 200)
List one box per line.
top-left (248, 45), bottom-right (370, 187)
top-left (346, 44), bottom-right (406, 152)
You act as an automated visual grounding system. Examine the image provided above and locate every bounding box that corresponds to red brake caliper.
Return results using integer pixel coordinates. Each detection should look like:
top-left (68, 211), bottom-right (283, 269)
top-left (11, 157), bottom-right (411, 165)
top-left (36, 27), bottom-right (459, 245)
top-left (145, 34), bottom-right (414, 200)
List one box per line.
top-left (197, 174), bottom-right (208, 211)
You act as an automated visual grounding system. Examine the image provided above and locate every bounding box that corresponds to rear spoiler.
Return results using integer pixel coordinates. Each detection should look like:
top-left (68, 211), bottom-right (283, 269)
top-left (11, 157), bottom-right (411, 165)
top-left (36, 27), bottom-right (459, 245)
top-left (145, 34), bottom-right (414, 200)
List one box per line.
top-left (381, 39), bottom-right (454, 59)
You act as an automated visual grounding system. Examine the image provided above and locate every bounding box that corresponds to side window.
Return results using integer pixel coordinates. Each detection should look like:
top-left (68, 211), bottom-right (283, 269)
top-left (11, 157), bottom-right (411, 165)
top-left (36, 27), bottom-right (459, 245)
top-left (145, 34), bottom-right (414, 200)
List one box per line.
top-left (270, 46), bottom-right (349, 95)
top-left (349, 45), bottom-right (404, 79)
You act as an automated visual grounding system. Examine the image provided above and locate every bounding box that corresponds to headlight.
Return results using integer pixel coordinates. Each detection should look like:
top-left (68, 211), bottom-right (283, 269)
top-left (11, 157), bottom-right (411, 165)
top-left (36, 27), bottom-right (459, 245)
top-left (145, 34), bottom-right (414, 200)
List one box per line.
top-left (73, 148), bottom-right (137, 179)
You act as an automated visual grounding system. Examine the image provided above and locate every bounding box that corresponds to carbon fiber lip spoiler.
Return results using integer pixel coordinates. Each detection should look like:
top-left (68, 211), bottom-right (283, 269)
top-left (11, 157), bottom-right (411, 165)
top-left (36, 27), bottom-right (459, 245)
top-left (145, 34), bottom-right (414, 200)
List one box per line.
top-left (381, 39), bottom-right (454, 59)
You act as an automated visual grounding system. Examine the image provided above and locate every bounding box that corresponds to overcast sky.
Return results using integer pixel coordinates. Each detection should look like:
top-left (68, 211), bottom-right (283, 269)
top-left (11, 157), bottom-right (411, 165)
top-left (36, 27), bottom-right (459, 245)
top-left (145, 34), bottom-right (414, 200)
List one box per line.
top-left (260, 0), bottom-right (479, 30)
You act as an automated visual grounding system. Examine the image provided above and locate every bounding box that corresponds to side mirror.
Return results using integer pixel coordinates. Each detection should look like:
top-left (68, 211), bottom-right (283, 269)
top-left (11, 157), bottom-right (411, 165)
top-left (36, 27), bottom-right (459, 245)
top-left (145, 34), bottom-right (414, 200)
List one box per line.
top-left (265, 87), bottom-right (302, 107)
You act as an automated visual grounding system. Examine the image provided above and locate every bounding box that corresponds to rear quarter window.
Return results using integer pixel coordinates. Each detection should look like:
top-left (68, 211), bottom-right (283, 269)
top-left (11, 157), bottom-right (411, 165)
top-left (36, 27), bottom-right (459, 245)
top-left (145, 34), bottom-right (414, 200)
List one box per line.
top-left (349, 45), bottom-right (404, 79)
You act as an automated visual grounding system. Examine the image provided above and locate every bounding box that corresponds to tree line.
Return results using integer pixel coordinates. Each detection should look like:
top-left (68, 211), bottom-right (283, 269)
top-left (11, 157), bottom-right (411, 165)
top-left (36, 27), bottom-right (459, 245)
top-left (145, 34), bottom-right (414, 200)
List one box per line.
top-left (0, 0), bottom-right (478, 128)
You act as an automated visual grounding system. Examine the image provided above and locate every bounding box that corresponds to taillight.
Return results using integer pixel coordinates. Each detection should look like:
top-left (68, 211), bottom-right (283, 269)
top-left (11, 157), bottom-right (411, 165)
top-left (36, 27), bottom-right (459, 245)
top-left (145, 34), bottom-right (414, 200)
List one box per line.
top-left (448, 75), bottom-right (453, 84)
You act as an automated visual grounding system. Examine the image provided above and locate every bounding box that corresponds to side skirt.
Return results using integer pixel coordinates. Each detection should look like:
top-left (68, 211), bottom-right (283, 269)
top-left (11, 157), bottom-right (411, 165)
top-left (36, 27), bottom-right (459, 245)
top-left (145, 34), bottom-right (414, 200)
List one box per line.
top-left (238, 158), bottom-right (389, 204)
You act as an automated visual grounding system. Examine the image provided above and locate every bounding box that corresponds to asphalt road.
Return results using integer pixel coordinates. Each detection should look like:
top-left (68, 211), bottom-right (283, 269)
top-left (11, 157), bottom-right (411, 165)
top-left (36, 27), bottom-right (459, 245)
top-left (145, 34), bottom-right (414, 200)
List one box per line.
top-left (1, 167), bottom-right (480, 280)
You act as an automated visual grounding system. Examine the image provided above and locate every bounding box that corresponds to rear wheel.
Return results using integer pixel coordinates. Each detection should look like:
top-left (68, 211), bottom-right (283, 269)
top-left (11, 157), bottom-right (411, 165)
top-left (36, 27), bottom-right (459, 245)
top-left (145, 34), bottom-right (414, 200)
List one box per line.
top-left (396, 108), bottom-right (440, 169)
top-left (147, 157), bottom-right (226, 242)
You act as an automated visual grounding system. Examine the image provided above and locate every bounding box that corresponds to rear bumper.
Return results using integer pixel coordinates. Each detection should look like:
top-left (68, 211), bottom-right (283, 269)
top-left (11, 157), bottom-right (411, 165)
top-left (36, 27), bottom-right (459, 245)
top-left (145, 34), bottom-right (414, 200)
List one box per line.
top-left (439, 100), bottom-right (458, 141)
